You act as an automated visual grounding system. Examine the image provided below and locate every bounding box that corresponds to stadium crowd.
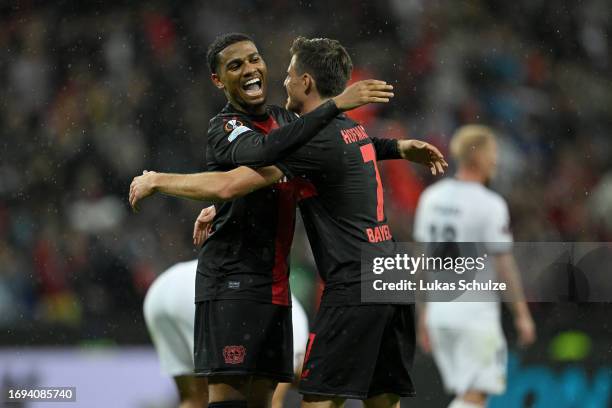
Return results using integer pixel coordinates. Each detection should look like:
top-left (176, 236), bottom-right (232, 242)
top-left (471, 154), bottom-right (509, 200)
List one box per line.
top-left (1, 0), bottom-right (610, 337)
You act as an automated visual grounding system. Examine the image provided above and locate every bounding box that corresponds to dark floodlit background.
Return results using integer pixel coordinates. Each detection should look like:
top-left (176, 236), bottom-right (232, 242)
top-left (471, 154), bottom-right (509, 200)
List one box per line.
top-left (1, 1), bottom-right (611, 407)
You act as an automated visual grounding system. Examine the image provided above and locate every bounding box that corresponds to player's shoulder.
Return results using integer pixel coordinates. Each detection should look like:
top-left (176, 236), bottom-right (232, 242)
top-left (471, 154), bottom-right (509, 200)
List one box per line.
top-left (481, 189), bottom-right (509, 217)
top-left (321, 114), bottom-right (365, 143)
top-left (461, 182), bottom-right (508, 217)
top-left (267, 105), bottom-right (299, 124)
top-left (210, 103), bottom-right (236, 121)
top-left (458, 182), bottom-right (508, 210)
top-left (482, 188), bottom-right (507, 207)
top-left (208, 107), bottom-right (253, 142)
top-left (209, 107), bottom-right (233, 133)
top-left (419, 178), bottom-right (455, 201)
top-left (266, 104), bottom-right (292, 116)
top-left (335, 113), bottom-right (359, 129)
top-left (419, 178), bottom-right (504, 208)
top-left (210, 105), bottom-right (241, 124)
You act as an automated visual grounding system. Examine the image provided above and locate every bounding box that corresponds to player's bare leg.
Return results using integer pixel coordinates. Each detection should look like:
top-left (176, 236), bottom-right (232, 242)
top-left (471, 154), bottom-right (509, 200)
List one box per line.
top-left (448, 390), bottom-right (487, 408)
top-left (174, 375), bottom-right (208, 408)
top-left (362, 393), bottom-right (400, 408)
top-left (208, 375), bottom-right (248, 404)
top-left (301, 395), bottom-right (346, 408)
top-left (271, 382), bottom-right (291, 408)
top-left (249, 377), bottom-right (278, 407)
top-left (271, 359), bottom-right (303, 407)
top-left (208, 375), bottom-right (277, 407)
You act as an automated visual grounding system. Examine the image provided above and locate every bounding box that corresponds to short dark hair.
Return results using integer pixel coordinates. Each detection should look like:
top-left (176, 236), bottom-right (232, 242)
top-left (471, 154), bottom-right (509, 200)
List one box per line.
top-left (289, 37), bottom-right (353, 98)
top-left (207, 32), bottom-right (255, 74)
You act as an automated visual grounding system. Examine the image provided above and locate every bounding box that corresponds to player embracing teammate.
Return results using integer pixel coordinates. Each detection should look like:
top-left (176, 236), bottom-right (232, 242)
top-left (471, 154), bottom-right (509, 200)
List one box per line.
top-left (130, 33), bottom-right (447, 407)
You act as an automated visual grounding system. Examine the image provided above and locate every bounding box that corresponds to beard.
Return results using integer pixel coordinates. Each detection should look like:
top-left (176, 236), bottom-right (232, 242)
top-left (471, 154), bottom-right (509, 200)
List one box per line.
top-left (285, 96), bottom-right (304, 115)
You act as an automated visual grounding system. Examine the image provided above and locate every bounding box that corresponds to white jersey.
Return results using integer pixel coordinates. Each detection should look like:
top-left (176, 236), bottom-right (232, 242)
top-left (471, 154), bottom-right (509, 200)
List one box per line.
top-left (414, 178), bottom-right (513, 328)
top-left (144, 260), bottom-right (309, 376)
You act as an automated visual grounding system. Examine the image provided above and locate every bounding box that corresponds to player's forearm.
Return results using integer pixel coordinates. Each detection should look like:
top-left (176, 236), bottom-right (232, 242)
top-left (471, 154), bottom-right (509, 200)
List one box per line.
top-left (153, 167), bottom-right (283, 202)
top-left (232, 100), bottom-right (339, 166)
top-left (222, 166), bottom-right (283, 198)
top-left (398, 140), bottom-right (412, 160)
top-left (151, 172), bottom-right (234, 202)
top-left (510, 301), bottom-right (532, 320)
top-left (371, 137), bottom-right (402, 161)
top-left (494, 253), bottom-right (530, 318)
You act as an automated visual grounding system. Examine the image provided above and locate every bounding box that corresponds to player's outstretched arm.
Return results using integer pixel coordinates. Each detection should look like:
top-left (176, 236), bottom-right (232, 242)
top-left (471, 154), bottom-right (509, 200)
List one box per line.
top-left (129, 166), bottom-right (284, 211)
top-left (398, 139), bottom-right (448, 175)
top-left (369, 137), bottom-right (447, 175)
top-left (213, 80), bottom-right (394, 168)
top-left (494, 253), bottom-right (537, 347)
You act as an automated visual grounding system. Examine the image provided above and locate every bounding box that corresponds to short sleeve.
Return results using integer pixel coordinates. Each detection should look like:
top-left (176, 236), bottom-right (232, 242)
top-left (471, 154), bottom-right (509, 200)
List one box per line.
top-left (206, 116), bottom-right (265, 167)
top-left (371, 137), bottom-right (401, 160)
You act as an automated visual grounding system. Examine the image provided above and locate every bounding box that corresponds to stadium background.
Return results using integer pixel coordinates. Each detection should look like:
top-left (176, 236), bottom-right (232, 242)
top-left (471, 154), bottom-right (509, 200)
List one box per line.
top-left (1, 0), bottom-right (611, 406)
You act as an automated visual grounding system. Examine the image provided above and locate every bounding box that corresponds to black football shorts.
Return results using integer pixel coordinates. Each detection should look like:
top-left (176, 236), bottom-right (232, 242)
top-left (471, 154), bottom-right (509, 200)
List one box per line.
top-left (194, 299), bottom-right (294, 382)
top-left (298, 304), bottom-right (416, 399)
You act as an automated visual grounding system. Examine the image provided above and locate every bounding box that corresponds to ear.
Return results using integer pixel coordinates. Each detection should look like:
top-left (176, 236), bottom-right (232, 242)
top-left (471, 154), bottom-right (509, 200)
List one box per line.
top-left (303, 73), bottom-right (313, 95)
top-left (211, 73), bottom-right (224, 90)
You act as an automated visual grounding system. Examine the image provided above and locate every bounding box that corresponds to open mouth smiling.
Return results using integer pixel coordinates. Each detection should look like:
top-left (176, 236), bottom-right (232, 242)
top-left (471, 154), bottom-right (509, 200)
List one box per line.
top-left (242, 77), bottom-right (263, 97)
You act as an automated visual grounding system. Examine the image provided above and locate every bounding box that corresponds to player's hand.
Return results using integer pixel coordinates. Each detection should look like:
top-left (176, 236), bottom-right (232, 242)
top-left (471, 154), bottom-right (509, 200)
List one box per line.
top-left (129, 170), bottom-right (158, 212)
top-left (193, 205), bottom-right (216, 246)
top-left (400, 139), bottom-right (448, 175)
top-left (332, 80), bottom-right (394, 111)
top-left (515, 314), bottom-right (536, 347)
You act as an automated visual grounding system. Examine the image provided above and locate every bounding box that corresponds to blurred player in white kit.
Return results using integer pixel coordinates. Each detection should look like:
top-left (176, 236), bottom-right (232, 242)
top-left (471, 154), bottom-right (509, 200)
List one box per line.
top-left (413, 125), bottom-right (536, 408)
top-left (143, 209), bottom-right (310, 408)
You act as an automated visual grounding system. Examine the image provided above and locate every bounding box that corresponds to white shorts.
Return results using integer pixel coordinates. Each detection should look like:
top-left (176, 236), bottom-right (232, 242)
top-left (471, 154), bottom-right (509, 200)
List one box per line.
top-left (143, 261), bottom-right (197, 377)
top-left (290, 295), bottom-right (310, 371)
top-left (427, 323), bottom-right (507, 396)
top-left (143, 260), bottom-right (310, 378)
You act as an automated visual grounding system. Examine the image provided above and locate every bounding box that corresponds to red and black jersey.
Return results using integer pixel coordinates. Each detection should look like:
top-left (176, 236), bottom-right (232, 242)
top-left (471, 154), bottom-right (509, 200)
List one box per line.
top-left (196, 101), bottom-right (339, 305)
top-left (277, 114), bottom-right (401, 306)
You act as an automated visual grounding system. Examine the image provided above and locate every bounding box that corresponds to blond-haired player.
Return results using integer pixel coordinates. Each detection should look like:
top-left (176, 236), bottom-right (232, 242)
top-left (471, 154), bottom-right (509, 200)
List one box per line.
top-left (414, 125), bottom-right (536, 408)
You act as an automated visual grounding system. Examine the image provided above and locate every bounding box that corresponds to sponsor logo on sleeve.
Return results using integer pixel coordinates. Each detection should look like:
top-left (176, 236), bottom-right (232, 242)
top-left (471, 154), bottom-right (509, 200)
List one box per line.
top-left (224, 119), bottom-right (243, 133)
top-left (224, 119), bottom-right (251, 142)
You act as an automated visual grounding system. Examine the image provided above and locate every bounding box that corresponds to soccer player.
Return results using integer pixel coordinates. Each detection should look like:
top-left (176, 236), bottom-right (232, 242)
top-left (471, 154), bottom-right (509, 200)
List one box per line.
top-left (413, 125), bottom-right (536, 408)
top-left (130, 36), bottom-right (448, 408)
top-left (143, 257), bottom-right (310, 408)
top-left (132, 33), bottom-right (396, 408)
